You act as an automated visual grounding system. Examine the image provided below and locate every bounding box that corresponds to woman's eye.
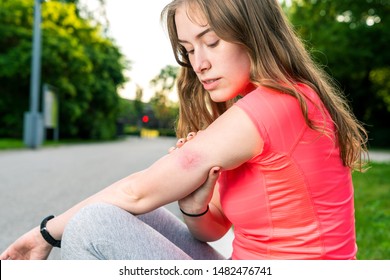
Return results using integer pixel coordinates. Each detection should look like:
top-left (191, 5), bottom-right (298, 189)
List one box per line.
top-left (186, 49), bottom-right (194, 55)
top-left (208, 40), bottom-right (220, 48)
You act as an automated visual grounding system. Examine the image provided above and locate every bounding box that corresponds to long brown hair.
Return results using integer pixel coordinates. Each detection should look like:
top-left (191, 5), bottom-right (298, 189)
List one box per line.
top-left (161, 0), bottom-right (368, 170)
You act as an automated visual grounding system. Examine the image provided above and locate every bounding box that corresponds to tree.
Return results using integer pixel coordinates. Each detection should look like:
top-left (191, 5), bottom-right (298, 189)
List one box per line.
top-left (134, 84), bottom-right (145, 127)
top-left (0, 0), bottom-right (129, 139)
top-left (287, 0), bottom-right (390, 147)
top-left (149, 65), bottom-right (179, 130)
top-left (117, 84), bottom-right (145, 128)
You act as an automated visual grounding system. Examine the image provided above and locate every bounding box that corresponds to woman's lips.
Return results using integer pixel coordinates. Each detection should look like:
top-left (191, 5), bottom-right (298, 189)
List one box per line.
top-left (202, 78), bottom-right (220, 91)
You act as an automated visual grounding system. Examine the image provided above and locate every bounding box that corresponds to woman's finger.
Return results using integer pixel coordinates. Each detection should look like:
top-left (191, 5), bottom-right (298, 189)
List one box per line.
top-left (168, 132), bottom-right (198, 153)
top-left (186, 132), bottom-right (196, 141)
top-left (176, 138), bottom-right (186, 148)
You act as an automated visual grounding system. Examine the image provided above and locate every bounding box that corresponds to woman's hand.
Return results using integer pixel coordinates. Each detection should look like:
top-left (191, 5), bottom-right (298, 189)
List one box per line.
top-left (169, 132), bottom-right (221, 215)
top-left (0, 227), bottom-right (53, 260)
top-left (168, 131), bottom-right (198, 153)
top-left (178, 166), bottom-right (220, 215)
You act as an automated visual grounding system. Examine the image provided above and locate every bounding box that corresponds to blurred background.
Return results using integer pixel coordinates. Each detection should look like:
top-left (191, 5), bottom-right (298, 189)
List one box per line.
top-left (0, 0), bottom-right (389, 147)
top-left (0, 0), bottom-right (389, 259)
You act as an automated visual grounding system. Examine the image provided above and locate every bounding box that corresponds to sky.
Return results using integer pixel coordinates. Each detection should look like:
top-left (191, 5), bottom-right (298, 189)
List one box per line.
top-left (99, 0), bottom-right (177, 101)
top-left (79, 0), bottom-right (177, 101)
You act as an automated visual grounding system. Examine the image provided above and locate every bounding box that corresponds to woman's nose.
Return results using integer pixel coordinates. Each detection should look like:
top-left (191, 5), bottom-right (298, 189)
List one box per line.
top-left (192, 51), bottom-right (211, 73)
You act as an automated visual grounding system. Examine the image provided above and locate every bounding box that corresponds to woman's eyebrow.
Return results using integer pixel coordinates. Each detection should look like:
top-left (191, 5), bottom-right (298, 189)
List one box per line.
top-left (178, 28), bottom-right (213, 43)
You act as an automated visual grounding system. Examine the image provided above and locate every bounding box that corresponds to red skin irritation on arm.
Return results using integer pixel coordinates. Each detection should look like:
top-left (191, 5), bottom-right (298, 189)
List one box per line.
top-left (177, 150), bottom-right (203, 171)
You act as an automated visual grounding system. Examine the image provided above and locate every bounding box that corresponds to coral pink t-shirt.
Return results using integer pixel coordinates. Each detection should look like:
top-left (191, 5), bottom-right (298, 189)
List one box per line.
top-left (219, 84), bottom-right (357, 259)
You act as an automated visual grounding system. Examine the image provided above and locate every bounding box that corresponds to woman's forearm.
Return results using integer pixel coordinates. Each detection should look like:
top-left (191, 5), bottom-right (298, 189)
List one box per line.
top-left (44, 150), bottom-right (213, 241)
top-left (181, 203), bottom-right (232, 242)
top-left (43, 174), bottom-right (138, 241)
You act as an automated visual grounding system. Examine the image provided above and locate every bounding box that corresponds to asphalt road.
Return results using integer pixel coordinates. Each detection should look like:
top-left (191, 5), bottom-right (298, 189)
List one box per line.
top-left (0, 136), bottom-right (233, 259)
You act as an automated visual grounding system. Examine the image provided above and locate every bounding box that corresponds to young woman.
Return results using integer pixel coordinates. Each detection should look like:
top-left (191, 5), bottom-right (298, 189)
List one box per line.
top-left (1, 0), bottom-right (367, 260)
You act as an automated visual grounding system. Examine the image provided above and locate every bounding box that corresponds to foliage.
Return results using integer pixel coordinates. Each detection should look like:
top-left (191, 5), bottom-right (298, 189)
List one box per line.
top-left (117, 91), bottom-right (145, 128)
top-left (149, 65), bottom-right (180, 130)
top-left (0, 0), bottom-right (129, 139)
top-left (287, 0), bottom-right (390, 147)
top-left (353, 162), bottom-right (390, 259)
top-left (133, 85), bottom-right (145, 125)
top-left (0, 138), bottom-right (25, 150)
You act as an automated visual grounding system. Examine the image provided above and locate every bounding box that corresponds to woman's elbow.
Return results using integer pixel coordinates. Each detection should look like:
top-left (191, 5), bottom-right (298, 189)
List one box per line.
top-left (104, 174), bottom-right (153, 215)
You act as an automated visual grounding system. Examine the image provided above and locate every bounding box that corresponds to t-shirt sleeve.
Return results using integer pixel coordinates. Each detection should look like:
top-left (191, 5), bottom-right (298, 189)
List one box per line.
top-left (234, 90), bottom-right (270, 151)
top-left (234, 86), bottom-right (323, 158)
top-left (234, 87), bottom-right (307, 155)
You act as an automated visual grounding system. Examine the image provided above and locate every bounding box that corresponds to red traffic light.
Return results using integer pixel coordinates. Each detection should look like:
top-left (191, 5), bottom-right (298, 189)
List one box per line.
top-left (142, 115), bottom-right (149, 123)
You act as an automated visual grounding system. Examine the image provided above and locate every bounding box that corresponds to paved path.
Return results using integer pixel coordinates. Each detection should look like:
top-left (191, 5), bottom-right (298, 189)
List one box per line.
top-left (0, 137), bottom-right (233, 260)
top-left (367, 150), bottom-right (390, 163)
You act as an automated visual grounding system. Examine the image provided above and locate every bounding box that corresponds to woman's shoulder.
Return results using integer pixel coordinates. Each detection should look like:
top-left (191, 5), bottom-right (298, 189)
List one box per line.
top-left (234, 84), bottom-right (315, 135)
top-left (241, 83), bottom-right (317, 100)
top-left (236, 85), bottom-right (300, 114)
top-left (237, 83), bottom-right (322, 111)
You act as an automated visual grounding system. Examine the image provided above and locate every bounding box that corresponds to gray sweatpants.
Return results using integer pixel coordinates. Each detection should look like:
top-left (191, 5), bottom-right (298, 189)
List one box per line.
top-left (61, 203), bottom-right (226, 260)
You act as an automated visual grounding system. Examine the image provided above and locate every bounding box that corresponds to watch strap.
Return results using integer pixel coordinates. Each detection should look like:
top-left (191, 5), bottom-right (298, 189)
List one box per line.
top-left (40, 215), bottom-right (61, 248)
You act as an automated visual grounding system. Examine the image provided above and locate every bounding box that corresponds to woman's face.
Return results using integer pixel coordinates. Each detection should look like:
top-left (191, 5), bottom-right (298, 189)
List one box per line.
top-left (175, 5), bottom-right (254, 102)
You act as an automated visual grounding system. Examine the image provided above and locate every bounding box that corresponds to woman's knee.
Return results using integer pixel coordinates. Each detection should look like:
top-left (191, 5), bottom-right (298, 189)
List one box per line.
top-left (62, 203), bottom-right (127, 246)
top-left (61, 203), bottom-right (133, 259)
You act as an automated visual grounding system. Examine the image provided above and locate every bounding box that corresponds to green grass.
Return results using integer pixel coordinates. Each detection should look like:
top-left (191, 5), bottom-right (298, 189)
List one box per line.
top-left (0, 138), bottom-right (25, 150)
top-left (0, 138), bottom-right (127, 150)
top-left (353, 162), bottom-right (390, 259)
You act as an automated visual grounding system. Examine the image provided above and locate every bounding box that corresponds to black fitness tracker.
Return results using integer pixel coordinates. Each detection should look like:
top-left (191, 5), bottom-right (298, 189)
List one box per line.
top-left (40, 215), bottom-right (61, 248)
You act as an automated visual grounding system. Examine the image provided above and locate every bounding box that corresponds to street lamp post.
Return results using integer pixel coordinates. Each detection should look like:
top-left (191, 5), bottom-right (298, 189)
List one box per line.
top-left (23, 0), bottom-right (44, 149)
